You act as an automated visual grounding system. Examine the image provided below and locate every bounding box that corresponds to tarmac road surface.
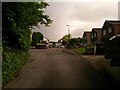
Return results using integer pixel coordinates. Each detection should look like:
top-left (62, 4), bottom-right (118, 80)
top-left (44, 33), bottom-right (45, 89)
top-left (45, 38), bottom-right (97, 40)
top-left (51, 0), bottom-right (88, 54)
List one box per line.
top-left (4, 48), bottom-right (120, 88)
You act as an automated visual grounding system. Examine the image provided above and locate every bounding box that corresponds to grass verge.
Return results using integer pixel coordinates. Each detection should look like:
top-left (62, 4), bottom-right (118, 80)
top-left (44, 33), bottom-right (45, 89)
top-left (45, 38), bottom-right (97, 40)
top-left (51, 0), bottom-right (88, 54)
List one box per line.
top-left (73, 47), bottom-right (86, 55)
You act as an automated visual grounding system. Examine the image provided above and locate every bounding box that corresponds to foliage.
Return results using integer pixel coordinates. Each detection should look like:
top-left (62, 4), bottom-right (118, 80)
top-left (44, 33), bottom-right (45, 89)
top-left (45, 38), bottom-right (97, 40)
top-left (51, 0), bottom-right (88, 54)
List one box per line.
top-left (81, 37), bottom-right (86, 46)
top-left (62, 34), bottom-right (71, 45)
top-left (69, 38), bottom-right (78, 47)
top-left (2, 2), bottom-right (52, 86)
top-left (2, 2), bottom-right (52, 50)
top-left (31, 32), bottom-right (39, 46)
top-left (78, 37), bottom-right (83, 43)
top-left (2, 48), bottom-right (29, 86)
top-left (31, 32), bottom-right (43, 46)
top-left (37, 32), bottom-right (44, 43)
top-left (69, 37), bottom-right (82, 47)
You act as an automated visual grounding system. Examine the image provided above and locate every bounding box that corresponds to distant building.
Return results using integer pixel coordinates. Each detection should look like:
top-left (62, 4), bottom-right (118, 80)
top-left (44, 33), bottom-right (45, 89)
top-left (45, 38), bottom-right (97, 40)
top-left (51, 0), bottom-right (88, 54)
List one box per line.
top-left (102, 20), bottom-right (120, 36)
top-left (43, 37), bottom-right (49, 44)
top-left (58, 38), bottom-right (63, 43)
top-left (54, 42), bottom-right (62, 48)
top-left (91, 28), bottom-right (102, 45)
top-left (83, 31), bottom-right (91, 46)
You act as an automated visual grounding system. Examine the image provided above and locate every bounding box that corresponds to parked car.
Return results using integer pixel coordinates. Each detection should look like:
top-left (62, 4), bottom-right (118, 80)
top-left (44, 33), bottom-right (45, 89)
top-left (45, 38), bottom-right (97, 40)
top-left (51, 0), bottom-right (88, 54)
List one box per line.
top-left (35, 40), bottom-right (48, 49)
top-left (48, 42), bottom-right (53, 48)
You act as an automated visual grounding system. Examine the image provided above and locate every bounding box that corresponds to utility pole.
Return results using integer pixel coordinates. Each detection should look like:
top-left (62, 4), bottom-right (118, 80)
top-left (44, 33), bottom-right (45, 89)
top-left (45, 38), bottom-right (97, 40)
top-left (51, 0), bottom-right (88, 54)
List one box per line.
top-left (66, 25), bottom-right (70, 35)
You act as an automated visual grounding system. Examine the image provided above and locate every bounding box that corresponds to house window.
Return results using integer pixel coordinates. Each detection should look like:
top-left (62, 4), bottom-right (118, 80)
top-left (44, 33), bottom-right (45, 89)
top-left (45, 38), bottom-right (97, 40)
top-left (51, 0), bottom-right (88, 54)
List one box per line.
top-left (103, 30), bottom-right (106, 35)
top-left (94, 33), bottom-right (96, 37)
top-left (91, 34), bottom-right (93, 38)
top-left (108, 27), bottom-right (112, 33)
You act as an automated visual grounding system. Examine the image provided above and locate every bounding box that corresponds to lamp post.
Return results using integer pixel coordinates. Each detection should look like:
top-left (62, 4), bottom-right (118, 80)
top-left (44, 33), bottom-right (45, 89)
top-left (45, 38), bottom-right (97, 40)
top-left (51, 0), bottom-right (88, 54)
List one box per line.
top-left (66, 25), bottom-right (70, 35)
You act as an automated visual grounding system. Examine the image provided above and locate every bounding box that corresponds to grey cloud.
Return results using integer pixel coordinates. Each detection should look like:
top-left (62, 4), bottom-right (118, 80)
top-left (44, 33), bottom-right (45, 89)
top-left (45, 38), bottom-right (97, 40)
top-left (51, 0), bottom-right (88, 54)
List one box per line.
top-left (34, 2), bottom-right (118, 41)
top-left (118, 1), bottom-right (120, 19)
top-left (71, 28), bottom-right (87, 38)
top-left (70, 2), bottom-right (117, 23)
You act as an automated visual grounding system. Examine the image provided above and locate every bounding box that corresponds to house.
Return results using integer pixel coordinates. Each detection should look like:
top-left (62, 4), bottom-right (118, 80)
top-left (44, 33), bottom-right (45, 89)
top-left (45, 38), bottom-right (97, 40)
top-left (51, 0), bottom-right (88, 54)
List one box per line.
top-left (91, 28), bottom-right (102, 45)
top-left (102, 20), bottom-right (120, 37)
top-left (54, 42), bottom-right (62, 48)
top-left (58, 38), bottom-right (63, 43)
top-left (83, 31), bottom-right (91, 46)
top-left (43, 37), bottom-right (49, 44)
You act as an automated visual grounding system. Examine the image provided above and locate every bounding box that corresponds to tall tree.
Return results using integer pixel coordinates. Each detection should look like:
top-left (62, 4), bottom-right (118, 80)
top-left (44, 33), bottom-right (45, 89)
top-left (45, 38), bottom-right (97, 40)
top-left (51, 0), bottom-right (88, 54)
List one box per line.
top-left (2, 2), bottom-right (52, 51)
top-left (2, 2), bottom-right (52, 86)
top-left (37, 32), bottom-right (44, 43)
top-left (31, 32), bottom-right (39, 46)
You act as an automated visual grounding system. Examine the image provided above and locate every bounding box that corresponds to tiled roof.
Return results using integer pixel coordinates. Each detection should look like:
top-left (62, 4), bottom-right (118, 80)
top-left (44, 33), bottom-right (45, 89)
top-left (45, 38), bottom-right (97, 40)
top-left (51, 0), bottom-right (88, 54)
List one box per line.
top-left (83, 31), bottom-right (91, 37)
top-left (92, 28), bottom-right (102, 31)
top-left (92, 28), bottom-right (102, 30)
top-left (84, 31), bottom-right (91, 33)
top-left (105, 20), bottom-right (120, 25)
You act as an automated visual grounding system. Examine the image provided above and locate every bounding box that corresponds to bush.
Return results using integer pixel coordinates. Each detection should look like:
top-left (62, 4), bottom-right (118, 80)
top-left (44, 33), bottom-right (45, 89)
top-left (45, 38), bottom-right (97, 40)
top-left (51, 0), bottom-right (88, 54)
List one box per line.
top-left (2, 48), bottom-right (29, 86)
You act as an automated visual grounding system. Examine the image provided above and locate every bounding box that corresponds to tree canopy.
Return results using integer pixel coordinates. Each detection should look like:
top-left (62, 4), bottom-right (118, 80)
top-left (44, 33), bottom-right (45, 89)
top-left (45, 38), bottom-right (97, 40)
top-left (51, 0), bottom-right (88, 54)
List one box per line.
top-left (69, 37), bottom-right (82, 47)
top-left (31, 32), bottom-right (43, 46)
top-left (2, 2), bottom-right (52, 51)
top-left (62, 34), bottom-right (71, 45)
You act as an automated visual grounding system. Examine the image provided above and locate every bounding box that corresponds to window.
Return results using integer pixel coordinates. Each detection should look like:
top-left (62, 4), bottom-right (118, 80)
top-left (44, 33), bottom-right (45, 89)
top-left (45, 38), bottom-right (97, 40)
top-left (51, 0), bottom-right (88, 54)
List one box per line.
top-left (91, 34), bottom-right (93, 38)
top-left (103, 30), bottom-right (106, 35)
top-left (94, 33), bottom-right (96, 37)
top-left (108, 27), bottom-right (112, 33)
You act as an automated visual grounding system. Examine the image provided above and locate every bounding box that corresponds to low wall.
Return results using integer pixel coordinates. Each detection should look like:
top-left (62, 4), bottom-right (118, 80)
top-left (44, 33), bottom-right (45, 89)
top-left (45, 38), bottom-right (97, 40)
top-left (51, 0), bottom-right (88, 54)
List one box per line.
top-left (85, 48), bottom-right (94, 55)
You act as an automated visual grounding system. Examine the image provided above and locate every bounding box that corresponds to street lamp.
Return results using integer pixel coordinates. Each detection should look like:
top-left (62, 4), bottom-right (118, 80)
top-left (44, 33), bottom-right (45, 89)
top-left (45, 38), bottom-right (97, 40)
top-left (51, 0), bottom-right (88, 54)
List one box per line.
top-left (66, 25), bottom-right (70, 35)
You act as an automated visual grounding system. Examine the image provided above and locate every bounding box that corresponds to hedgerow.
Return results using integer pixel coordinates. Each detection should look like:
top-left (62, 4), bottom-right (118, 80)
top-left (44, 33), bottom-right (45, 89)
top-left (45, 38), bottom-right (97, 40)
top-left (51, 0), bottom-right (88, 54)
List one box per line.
top-left (2, 48), bottom-right (29, 86)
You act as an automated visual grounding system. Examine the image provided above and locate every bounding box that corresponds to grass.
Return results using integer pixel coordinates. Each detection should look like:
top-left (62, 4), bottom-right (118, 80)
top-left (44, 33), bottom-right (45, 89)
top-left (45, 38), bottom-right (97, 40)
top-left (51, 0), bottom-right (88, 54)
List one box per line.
top-left (73, 47), bottom-right (86, 55)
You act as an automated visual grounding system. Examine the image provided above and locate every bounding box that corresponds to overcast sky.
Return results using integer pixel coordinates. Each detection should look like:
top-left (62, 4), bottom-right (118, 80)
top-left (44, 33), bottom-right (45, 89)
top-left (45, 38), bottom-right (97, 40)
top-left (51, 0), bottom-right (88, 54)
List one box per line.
top-left (33, 0), bottom-right (119, 42)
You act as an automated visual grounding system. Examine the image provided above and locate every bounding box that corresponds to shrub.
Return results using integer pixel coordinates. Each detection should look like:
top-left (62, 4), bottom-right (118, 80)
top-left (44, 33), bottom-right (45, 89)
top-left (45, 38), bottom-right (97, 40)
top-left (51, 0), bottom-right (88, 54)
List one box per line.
top-left (2, 48), bottom-right (29, 86)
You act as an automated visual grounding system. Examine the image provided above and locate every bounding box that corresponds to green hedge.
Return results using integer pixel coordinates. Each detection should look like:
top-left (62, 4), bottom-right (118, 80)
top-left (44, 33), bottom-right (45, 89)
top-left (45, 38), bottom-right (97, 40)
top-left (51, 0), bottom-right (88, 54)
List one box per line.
top-left (2, 49), bottom-right (29, 86)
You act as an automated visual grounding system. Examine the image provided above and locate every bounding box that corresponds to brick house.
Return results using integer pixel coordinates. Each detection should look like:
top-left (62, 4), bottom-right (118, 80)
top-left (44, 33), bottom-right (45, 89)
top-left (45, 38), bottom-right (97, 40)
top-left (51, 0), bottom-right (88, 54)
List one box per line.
top-left (102, 20), bottom-right (120, 67)
top-left (83, 31), bottom-right (91, 46)
top-left (91, 28), bottom-right (102, 45)
top-left (102, 20), bottom-right (120, 37)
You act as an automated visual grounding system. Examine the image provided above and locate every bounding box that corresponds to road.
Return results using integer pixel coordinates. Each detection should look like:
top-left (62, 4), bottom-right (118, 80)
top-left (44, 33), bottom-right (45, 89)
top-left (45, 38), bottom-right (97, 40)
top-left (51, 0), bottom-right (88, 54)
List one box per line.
top-left (4, 48), bottom-right (120, 88)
